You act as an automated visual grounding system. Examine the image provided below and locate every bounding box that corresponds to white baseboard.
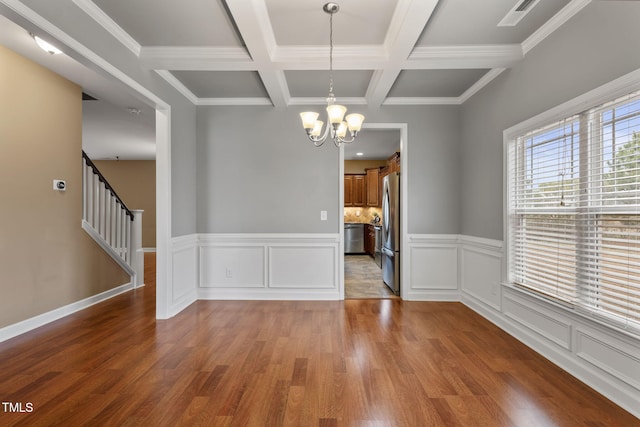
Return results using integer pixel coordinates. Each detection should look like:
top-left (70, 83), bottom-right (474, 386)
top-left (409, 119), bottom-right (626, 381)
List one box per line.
top-left (0, 281), bottom-right (133, 343)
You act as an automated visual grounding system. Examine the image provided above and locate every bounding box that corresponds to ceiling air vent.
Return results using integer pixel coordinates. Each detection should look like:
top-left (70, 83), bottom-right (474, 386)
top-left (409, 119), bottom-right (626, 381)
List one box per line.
top-left (498, 0), bottom-right (541, 27)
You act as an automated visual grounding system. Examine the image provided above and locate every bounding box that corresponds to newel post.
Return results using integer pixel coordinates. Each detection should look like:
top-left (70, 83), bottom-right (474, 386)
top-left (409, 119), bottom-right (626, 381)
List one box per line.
top-left (131, 210), bottom-right (144, 287)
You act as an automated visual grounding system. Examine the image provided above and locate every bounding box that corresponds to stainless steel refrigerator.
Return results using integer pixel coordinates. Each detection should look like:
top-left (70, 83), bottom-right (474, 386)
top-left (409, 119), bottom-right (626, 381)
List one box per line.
top-left (381, 172), bottom-right (400, 295)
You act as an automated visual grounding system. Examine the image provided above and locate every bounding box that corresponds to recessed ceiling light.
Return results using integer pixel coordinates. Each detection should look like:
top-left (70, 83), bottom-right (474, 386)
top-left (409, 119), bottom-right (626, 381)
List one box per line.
top-left (31, 34), bottom-right (62, 55)
top-left (356, 152), bottom-right (364, 156)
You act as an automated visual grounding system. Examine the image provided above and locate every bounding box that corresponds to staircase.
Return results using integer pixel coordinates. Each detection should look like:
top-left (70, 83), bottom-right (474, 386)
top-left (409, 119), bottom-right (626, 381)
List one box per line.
top-left (81, 151), bottom-right (144, 287)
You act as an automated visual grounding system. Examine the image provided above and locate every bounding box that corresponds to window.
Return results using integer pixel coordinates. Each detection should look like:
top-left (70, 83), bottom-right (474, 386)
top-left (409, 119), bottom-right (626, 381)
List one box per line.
top-left (507, 91), bottom-right (640, 334)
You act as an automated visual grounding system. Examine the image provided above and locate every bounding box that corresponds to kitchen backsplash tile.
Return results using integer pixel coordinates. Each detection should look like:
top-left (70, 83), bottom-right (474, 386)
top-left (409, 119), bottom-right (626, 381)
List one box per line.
top-left (344, 207), bottom-right (382, 224)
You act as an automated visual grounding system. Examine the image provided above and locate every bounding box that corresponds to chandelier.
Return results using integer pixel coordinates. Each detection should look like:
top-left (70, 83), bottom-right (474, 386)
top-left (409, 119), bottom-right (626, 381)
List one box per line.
top-left (299, 3), bottom-right (365, 147)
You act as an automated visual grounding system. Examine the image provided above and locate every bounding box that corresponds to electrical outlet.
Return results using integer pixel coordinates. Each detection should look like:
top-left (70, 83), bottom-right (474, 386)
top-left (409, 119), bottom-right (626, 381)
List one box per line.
top-left (320, 210), bottom-right (327, 221)
top-left (225, 268), bottom-right (233, 278)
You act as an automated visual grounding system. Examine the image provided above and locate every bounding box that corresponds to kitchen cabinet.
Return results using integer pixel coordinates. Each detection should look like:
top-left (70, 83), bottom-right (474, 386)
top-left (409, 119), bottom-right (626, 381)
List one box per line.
top-left (344, 174), bottom-right (366, 207)
top-left (380, 152), bottom-right (400, 177)
top-left (365, 167), bottom-right (380, 207)
top-left (365, 224), bottom-right (376, 256)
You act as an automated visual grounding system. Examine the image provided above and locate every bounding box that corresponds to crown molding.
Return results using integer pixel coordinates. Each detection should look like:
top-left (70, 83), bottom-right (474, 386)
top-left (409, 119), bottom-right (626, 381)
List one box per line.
top-left (197, 98), bottom-right (273, 106)
top-left (383, 97), bottom-right (462, 106)
top-left (458, 68), bottom-right (507, 104)
top-left (288, 97), bottom-right (368, 107)
top-left (155, 70), bottom-right (198, 104)
top-left (522, 0), bottom-right (592, 55)
top-left (408, 45), bottom-right (523, 69)
top-left (72, 0), bottom-right (141, 56)
top-left (139, 46), bottom-right (254, 70)
top-left (272, 45), bottom-right (386, 69)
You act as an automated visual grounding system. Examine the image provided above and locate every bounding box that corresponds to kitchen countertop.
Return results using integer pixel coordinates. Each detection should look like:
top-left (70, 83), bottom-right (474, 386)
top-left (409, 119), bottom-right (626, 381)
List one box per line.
top-left (344, 222), bottom-right (381, 228)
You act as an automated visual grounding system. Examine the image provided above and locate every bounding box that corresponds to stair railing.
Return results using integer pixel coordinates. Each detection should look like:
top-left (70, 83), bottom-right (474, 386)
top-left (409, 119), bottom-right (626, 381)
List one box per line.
top-left (82, 151), bottom-right (143, 286)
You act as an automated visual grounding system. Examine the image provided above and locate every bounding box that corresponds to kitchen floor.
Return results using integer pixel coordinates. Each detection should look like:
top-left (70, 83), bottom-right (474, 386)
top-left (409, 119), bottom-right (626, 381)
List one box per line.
top-left (345, 255), bottom-right (398, 299)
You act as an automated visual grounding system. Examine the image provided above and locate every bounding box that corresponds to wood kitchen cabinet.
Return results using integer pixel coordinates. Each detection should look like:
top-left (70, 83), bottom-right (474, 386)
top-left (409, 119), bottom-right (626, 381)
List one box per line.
top-left (365, 167), bottom-right (380, 207)
top-left (344, 174), bottom-right (366, 207)
top-left (379, 152), bottom-right (400, 180)
top-left (364, 224), bottom-right (376, 256)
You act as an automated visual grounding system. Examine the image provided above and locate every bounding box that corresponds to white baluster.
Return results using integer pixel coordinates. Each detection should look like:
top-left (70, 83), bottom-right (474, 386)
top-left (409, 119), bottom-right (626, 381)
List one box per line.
top-left (105, 191), bottom-right (111, 246)
top-left (131, 210), bottom-right (144, 287)
top-left (93, 175), bottom-right (100, 230)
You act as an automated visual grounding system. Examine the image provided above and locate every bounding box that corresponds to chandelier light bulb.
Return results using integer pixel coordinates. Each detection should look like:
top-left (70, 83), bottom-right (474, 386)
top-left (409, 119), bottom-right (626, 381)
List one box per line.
top-left (327, 104), bottom-right (347, 125)
top-left (300, 112), bottom-right (320, 131)
top-left (345, 114), bottom-right (364, 132)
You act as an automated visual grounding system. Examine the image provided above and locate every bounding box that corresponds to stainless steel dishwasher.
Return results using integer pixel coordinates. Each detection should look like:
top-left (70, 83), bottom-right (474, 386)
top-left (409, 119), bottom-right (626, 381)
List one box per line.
top-left (344, 223), bottom-right (365, 254)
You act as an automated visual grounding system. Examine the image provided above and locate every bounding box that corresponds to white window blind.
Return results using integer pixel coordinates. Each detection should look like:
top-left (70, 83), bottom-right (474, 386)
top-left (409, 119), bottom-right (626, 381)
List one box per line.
top-left (508, 91), bottom-right (640, 333)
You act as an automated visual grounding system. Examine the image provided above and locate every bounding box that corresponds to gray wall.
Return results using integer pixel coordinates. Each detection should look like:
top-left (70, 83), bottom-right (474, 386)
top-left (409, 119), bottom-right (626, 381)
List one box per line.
top-left (196, 105), bottom-right (461, 234)
top-left (460, 2), bottom-right (640, 240)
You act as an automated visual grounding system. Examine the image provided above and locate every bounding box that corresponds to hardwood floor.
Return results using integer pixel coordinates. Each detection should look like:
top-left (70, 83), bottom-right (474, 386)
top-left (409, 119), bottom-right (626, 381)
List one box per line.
top-left (0, 252), bottom-right (637, 426)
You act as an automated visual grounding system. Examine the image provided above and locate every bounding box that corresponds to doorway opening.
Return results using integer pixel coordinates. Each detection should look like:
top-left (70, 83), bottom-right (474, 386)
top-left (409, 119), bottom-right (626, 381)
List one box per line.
top-left (341, 124), bottom-right (407, 300)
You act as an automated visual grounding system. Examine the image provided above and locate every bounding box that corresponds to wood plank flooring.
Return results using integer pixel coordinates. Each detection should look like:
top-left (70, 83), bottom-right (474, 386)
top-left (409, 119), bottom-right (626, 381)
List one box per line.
top-left (0, 253), bottom-right (637, 426)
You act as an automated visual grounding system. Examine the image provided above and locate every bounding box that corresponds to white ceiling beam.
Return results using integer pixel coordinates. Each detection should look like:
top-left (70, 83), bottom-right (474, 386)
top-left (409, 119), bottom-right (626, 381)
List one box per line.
top-left (366, 0), bottom-right (440, 107)
top-left (224, 0), bottom-right (288, 108)
top-left (139, 47), bottom-right (255, 71)
top-left (406, 45), bottom-right (523, 69)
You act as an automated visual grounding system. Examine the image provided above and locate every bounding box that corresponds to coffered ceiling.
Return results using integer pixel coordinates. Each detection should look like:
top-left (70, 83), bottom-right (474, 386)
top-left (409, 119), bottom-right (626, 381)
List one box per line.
top-left (76, 0), bottom-right (573, 106)
top-left (2, 0), bottom-right (593, 159)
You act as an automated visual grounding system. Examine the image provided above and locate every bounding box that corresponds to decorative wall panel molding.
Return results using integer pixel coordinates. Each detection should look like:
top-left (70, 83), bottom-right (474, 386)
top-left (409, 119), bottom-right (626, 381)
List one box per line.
top-left (197, 234), bottom-right (340, 300)
top-left (405, 234), bottom-right (460, 300)
top-left (460, 236), bottom-right (503, 311)
top-left (171, 234), bottom-right (198, 313)
top-left (575, 327), bottom-right (640, 391)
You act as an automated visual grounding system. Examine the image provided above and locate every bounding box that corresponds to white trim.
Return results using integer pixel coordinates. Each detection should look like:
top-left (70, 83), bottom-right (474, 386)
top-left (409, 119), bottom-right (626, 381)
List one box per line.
top-left (522, 0), bottom-right (592, 55)
top-left (197, 233), bottom-right (341, 300)
top-left (139, 46), bottom-right (253, 70)
top-left (82, 219), bottom-right (135, 278)
top-left (155, 70), bottom-right (198, 104)
top-left (383, 97), bottom-right (462, 106)
top-left (197, 97), bottom-right (273, 106)
top-left (71, 0), bottom-right (141, 55)
top-left (0, 281), bottom-right (133, 343)
top-left (273, 45), bottom-right (386, 68)
top-left (408, 45), bottom-right (523, 69)
top-left (155, 108), bottom-right (173, 319)
top-left (405, 234), bottom-right (461, 301)
top-left (288, 97), bottom-right (368, 106)
top-left (458, 68), bottom-right (507, 104)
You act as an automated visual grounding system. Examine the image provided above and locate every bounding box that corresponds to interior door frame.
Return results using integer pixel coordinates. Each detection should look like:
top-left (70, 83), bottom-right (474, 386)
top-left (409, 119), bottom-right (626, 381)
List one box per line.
top-left (339, 122), bottom-right (408, 300)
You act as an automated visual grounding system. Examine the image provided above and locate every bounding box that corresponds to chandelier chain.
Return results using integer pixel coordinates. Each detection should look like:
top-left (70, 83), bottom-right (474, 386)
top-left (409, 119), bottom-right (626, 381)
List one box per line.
top-left (329, 10), bottom-right (334, 96)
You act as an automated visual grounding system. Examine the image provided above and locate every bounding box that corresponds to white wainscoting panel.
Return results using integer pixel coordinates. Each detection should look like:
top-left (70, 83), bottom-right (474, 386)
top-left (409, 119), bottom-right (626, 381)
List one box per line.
top-left (197, 234), bottom-right (340, 300)
top-left (200, 245), bottom-right (265, 288)
top-left (575, 327), bottom-right (640, 391)
top-left (171, 235), bottom-right (198, 312)
top-left (405, 235), bottom-right (459, 300)
top-left (460, 236), bottom-right (503, 311)
top-left (502, 292), bottom-right (573, 351)
top-left (269, 245), bottom-right (336, 289)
